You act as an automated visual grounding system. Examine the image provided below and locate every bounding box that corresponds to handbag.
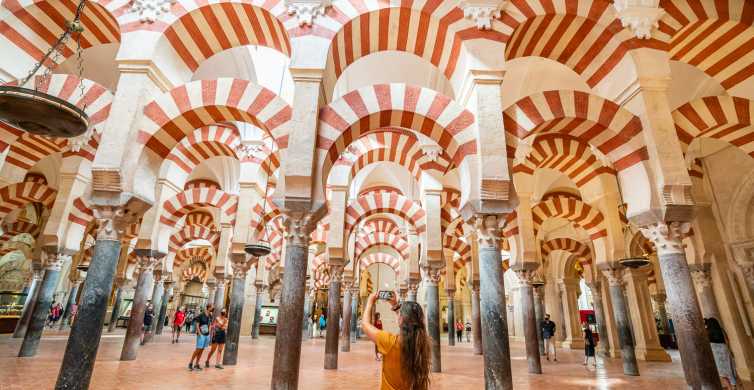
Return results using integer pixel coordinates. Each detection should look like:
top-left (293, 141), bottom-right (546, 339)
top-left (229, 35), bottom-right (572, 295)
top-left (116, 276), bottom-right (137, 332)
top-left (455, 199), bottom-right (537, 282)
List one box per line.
top-left (200, 324), bottom-right (210, 335)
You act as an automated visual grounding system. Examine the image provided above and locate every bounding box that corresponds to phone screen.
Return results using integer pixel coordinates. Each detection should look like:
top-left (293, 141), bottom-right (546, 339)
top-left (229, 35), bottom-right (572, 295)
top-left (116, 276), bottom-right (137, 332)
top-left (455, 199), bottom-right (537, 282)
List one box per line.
top-left (378, 291), bottom-right (393, 300)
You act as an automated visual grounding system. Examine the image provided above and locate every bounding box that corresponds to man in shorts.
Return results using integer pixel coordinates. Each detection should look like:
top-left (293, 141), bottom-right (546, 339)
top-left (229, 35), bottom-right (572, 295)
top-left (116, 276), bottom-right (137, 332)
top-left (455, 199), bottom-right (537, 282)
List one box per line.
top-left (188, 304), bottom-right (213, 371)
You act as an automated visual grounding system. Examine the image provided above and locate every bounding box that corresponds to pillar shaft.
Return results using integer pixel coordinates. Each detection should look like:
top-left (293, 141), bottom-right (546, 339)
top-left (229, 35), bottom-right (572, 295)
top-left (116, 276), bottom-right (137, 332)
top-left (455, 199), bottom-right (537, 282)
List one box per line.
top-left (59, 281), bottom-right (80, 330)
top-left (653, 295), bottom-right (669, 335)
top-left (108, 285), bottom-right (123, 333)
top-left (341, 287), bottom-right (352, 352)
top-left (120, 256), bottom-right (157, 361)
top-left (533, 286), bottom-right (544, 356)
top-left (477, 222), bottom-right (513, 390)
top-left (350, 291), bottom-right (358, 343)
top-left (55, 238), bottom-right (121, 389)
top-left (13, 271), bottom-right (42, 338)
top-left (519, 282), bottom-right (542, 374)
top-left (605, 268), bottom-right (639, 376)
top-left (690, 266), bottom-right (720, 319)
top-left (214, 281), bottom-right (226, 313)
top-left (425, 278), bottom-right (442, 372)
top-left (471, 285), bottom-right (483, 355)
top-left (142, 277), bottom-right (163, 343)
top-left (447, 294), bottom-right (455, 346)
top-left (223, 275), bottom-right (246, 365)
top-left (324, 266), bottom-right (342, 369)
top-left (271, 216), bottom-right (310, 390)
top-left (252, 287), bottom-right (266, 339)
top-left (156, 284), bottom-right (171, 335)
top-left (590, 284), bottom-right (610, 357)
top-left (19, 254), bottom-right (68, 357)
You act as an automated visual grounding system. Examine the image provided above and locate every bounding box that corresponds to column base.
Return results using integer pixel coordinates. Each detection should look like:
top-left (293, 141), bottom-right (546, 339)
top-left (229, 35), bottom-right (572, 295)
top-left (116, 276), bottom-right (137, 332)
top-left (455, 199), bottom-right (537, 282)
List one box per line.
top-left (635, 345), bottom-right (672, 362)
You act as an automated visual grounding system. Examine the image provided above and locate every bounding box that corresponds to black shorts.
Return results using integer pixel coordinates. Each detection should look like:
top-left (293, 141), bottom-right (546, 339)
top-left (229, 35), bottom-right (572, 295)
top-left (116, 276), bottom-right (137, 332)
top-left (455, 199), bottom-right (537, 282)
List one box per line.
top-left (212, 330), bottom-right (226, 344)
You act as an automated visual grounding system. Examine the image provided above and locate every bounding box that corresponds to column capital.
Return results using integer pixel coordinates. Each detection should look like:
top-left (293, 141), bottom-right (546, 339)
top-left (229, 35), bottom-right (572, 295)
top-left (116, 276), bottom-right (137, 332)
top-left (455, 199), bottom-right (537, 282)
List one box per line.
top-left (601, 265), bottom-right (625, 287)
top-left (689, 264), bottom-right (712, 290)
top-left (651, 292), bottom-right (667, 302)
top-left (282, 211), bottom-right (317, 247)
top-left (471, 214), bottom-right (503, 249)
top-left (459, 0), bottom-right (504, 30)
top-left (613, 0), bottom-right (664, 39)
top-left (445, 289), bottom-right (456, 299)
top-left (421, 265), bottom-right (442, 286)
top-left (329, 264), bottom-right (345, 282)
top-left (133, 249), bottom-right (164, 272)
top-left (639, 221), bottom-right (691, 256)
top-left (285, 0), bottom-right (331, 27)
top-left (513, 269), bottom-right (537, 285)
top-left (230, 254), bottom-right (253, 279)
top-left (41, 246), bottom-right (73, 271)
top-left (91, 196), bottom-right (151, 241)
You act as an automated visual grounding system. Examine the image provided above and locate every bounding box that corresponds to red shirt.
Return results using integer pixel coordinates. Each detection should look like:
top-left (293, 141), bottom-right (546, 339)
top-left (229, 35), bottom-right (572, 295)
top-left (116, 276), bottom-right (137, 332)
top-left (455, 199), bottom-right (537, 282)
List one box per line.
top-left (173, 311), bottom-right (185, 325)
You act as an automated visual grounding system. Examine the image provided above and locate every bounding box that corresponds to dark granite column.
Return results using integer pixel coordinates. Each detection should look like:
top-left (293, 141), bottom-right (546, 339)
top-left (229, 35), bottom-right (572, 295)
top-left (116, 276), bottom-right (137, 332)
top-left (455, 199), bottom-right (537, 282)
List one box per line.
top-left (350, 288), bottom-right (358, 343)
top-left (533, 285), bottom-right (544, 356)
top-left (446, 290), bottom-right (455, 346)
top-left (214, 276), bottom-right (226, 314)
top-left (108, 277), bottom-right (126, 333)
top-left (341, 282), bottom-right (352, 352)
top-left (252, 283), bottom-right (267, 339)
top-left (120, 252), bottom-right (160, 361)
top-left (588, 281), bottom-right (610, 357)
top-left (476, 215), bottom-right (513, 390)
top-left (471, 281), bottom-right (483, 355)
top-left (206, 279), bottom-right (216, 307)
top-left (271, 212), bottom-right (313, 390)
top-left (642, 222), bottom-right (722, 389)
top-left (59, 279), bottom-right (81, 330)
top-left (156, 280), bottom-right (172, 335)
top-left (19, 251), bottom-right (70, 357)
top-left (324, 264), bottom-right (343, 369)
top-left (55, 226), bottom-right (124, 389)
top-left (223, 255), bottom-right (251, 366)
top-left (603, 266), bottom-right (639, 376)
top-left (424, 267), bottom-right (442, 372)
top-left (142, 271), bottom-right (162, 344)
top-left (515, 270), bottom-right (542, 374)
top-left (13, 269), bottom-right (43, 338)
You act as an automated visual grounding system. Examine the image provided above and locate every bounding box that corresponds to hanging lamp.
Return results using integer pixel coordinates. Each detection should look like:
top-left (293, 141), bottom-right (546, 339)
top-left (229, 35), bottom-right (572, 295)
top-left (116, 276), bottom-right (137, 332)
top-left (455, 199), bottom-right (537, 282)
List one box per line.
top-left (245, 173), bottom-right (272, 257)
top-left (0, 0), bottom-right (90, 138)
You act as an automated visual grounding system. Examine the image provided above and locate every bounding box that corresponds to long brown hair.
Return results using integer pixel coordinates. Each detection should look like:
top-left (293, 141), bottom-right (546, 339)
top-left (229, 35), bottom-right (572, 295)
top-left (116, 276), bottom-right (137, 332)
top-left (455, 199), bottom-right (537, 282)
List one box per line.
top-left (398, 301), bottom-right (431, 390)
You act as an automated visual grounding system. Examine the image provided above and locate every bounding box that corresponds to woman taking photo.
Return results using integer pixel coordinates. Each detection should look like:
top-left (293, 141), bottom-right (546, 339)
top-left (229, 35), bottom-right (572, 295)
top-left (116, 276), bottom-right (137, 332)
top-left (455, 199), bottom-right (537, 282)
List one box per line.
top-left (205, 309), bottom-right (228, 369)
top-left (361, 291), bottom-right (431, 390)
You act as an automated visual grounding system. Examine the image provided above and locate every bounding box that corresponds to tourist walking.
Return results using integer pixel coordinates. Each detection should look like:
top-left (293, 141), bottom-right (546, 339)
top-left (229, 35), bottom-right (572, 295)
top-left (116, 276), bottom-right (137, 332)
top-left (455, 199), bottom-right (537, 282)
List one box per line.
top-left (188, 305), bottom-right (213, 371)
top-left (48, 302), bottom-right (62, 328)
top-left (583, 323), bottom-right (596, 367)
top-left (455, 320), bottom-right (464, 342)
top-left (362, 291), bottom-right (431, 390)
top-left (141, 303), bottom-right (154, 345)
top-left (541, 314), bottom-right (557, 361)
top-left (465, 320), bottom-right (471, 342)
top-left (205, 309), bottom-right (228, 369)
top-left (172, 306), bottom-right (186, 343)
top-left (185, 310), bottom-right (194, 332)
top-left (318, 314), bottom-right (327, 338)
top-left (706, 317), bottom-right (737, 389)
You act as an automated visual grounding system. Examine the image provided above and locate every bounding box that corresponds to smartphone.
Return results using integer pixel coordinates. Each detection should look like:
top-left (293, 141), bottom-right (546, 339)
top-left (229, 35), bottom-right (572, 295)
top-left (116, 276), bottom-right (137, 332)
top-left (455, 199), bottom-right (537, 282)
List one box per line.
top-left (377, 290), bottom-right (394, 300)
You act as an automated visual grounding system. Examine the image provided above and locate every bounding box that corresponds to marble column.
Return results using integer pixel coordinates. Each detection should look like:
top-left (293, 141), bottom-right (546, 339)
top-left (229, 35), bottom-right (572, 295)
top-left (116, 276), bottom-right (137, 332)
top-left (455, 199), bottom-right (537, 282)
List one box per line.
top-left (424, 267), bottom-right (442, 372)
top-left (59, 279), bottom-right (81, 330)
top-left (447, 290), bottom-right (456, 346)
top-left (515, 270), bottom-right (542, 374)
top-left (252, 283), bottom-right (267, 339)
top-left (350, 289), bottom-right (358, 343)
top-left (652, 293), bottom-right (669, 335)
top-left (588, 281), bottom-right (611, 357)
top-left (341, 282), bottom-right (353, 352)
top-left (223, 255), bottom-right (251, 366)
top-left (142, 271), bottom-right (163, 344)
top-left (641, 222), bottom-right (722, 389)
top-left (108, 278), bottom-right (126, 333)
top-left (271, 212), bottom-right (313, 390)
top-left (19, 252), bottom-right (70, 357)
top-left (302, 287), bottom-right (312, 340)
top-left (214, 276), bottom-right (226, 313)
top-left (603, 266), bottom-right (639, 376)
top-left (206, 279), bottom-right (216, 307)
top-left (120, 253), bottom-right (160, 361)
top-left (13, 269), bottom-right (43, 338)
top-left (533, 285), bottom-right (545, 356)
top-left (690, 265), bottom-right (720, 320)
top-left (471, 281), bottom-right (483, 355)
top-left (324, 264), bottom-right (344, 369)
top-left (476, 215), bottom-right (513, 389)
top-left (56, 204), bottom-right (145, 389)
top-left (156, 279), bottom-right (172, 335)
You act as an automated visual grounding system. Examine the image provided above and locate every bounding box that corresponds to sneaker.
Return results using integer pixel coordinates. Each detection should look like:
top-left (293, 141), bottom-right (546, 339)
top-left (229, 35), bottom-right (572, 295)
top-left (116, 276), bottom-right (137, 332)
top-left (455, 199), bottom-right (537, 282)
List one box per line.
top-left (215, 364), bottom-right (224, 369)
top-left (194, 364), bottom-right (202, 371)
top-left (188, 363), bottom-right (193, 371)
top-left (205, 361), bottom-right (209, 368)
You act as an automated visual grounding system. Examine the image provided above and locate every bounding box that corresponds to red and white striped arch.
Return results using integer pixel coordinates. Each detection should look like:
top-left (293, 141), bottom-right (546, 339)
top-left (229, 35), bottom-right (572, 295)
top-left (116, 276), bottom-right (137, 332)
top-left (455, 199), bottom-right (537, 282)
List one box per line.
top-left (181, 261), bottom-right (209, 282)
top-left (354, 232), bottom-right (409, 262)
top-left (176, 246), bottom-right (213, 267)
top-left (168, 224), bottom-right (220, 253)
top-left (503, 90), bottom-right (647, 171)
top-left (359, 252), bottom-right (400, 275)
top-left (159, 187), bottom-right (238, 227)
top-left (0, 220), bottom-right (40, 242)
top-left (137, 79), bottom-right (291, 160)
top-left (361, 217), bottom-right (403, 236)
top-left (310, 222), bottom-right (329, 244)
top-left (0, 181), bottom-right (57, 221)
top-left (164, 124), bottom-right (241, 175)
top-left (502, 0), bottom-right (645, 87)
top-left (323, 4), bottom-right (507, 85)
top-left (318, 83), bottom-right (475, 185)
top-left (672, 95), bottom-right (754, 159)
top-left (541, 237), bottom-right (592, 266)
top-left (155, 2), bottom-right (291, 73)
top-left (344, 191), bottom-right (426, 236)
top-left (660, 0), bottom-right (754, 89)
top-left (331, 129), bottom-right (452, 184)
top-left (249, 204), bottom-right (282, 239)
top-left (67, 197), bottom-right (94, 228)
top-left (183, 210), bottom-right (215, 229)
top-left (512, 134), bottom-right (617, 188)
top-left (0, 0), bottom-right (120, 68)
top-left (443, 234), bottom-right (470, 271)
top-left (531, 195), bottom-right (607, 240)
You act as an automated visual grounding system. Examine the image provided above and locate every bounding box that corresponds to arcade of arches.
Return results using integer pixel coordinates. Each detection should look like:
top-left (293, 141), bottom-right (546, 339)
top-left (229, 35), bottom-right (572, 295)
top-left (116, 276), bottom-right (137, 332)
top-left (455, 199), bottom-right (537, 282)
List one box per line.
top-left (1, 0), bottom-right (754, 388)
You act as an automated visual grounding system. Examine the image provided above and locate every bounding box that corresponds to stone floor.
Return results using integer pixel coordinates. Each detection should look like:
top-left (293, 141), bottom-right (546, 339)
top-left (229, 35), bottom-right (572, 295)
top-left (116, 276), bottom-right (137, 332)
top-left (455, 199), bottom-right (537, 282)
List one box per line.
top-left (0, 329), bottom-right (728, 389)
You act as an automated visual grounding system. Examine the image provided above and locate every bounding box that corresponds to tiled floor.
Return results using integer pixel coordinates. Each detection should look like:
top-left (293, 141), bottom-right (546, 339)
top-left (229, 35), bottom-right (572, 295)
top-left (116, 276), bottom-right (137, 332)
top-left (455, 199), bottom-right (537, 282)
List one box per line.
top-left (0, 330), bottom-right (718, 389)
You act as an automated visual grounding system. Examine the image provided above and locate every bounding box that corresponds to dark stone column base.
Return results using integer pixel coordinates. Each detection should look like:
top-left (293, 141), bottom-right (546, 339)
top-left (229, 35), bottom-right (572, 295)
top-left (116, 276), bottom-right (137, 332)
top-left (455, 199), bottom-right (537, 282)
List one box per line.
top-left (324, 278), bottom-right (341, 369)
top-left (18, 268), bottom-right (61, 357)
top-left (223, 277), bottom-right (246, 366)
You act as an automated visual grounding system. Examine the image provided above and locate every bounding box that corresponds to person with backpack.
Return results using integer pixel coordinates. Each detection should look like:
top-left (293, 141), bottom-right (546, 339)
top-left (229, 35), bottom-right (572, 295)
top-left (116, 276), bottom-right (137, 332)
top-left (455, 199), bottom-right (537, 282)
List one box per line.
top-left (465, 320), bottom-right (472, 342)
top-left (141, 303), bottom-right (154, 345)
top-left (318, 314), bottom-right (327, 338)
top-left (455, 320), bottom-right (464, 342)
top-left (188, 305), bottom-right (213, 371)
top-left (541, 314), bottom-right (557, 361)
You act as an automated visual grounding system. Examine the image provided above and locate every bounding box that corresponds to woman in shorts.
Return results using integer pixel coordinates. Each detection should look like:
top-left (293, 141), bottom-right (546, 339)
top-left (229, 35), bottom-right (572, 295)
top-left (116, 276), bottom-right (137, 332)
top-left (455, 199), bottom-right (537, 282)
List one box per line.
top-left (205, 309), bottom-right (228, 369)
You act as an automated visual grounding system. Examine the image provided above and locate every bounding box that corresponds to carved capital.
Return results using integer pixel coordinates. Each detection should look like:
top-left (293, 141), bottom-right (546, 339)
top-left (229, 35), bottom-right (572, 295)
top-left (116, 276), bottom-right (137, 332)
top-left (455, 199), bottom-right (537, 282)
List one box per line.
top-left (231, 258), bottom-right (253, 279)
top-left (282, 211), bottom-right (315, 248)
top-left (689, 265), bottom-right (712, 290)
top-left (652, 292), bottom-right (667, 303)
top-left (134, 250), bottom-right (163, 273)
top-left (613, 0), bottom-right (665, 39)
top-left (420, 144), bottom-right (442, 162)
top-left (285, 0), bottom-right (330, 26)
top-left (328, 264), bottom-right (344, 282)
top-left (602, 266), bottom-right (625, 287)
top-left (91, 199), bottom-right (148, 241)
top-left (514, 269), bottom-right (537, 285)
top-left (44, 252), bottom-right (71, 272)
top-left (421, 265), bottom-right (442, 286)
top-left (473, 214), bottom-right (503, 249)
top-left (130, 0), bottom-right (176, 23)
top-left (460, 1), bottom-right (504, 30)
top-left (639, 221), bottom-right (690, 256)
